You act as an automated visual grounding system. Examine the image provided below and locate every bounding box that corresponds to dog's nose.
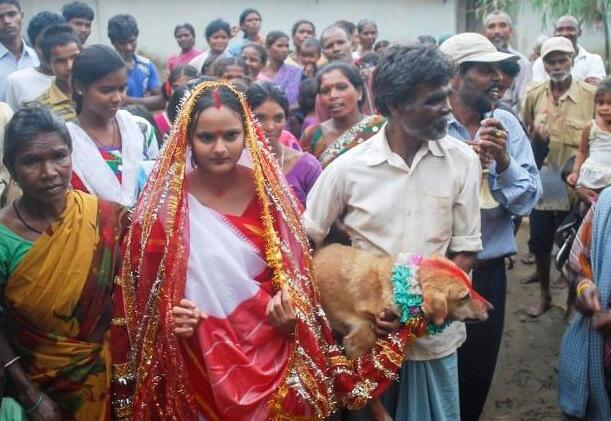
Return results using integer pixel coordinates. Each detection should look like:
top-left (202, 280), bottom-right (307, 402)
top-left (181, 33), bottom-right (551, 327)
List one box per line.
top-left (483, 299), bottom-right (494, 312)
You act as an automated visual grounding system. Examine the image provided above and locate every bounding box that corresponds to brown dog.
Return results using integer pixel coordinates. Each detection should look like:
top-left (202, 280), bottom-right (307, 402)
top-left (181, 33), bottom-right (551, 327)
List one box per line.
top-left (312, 244), bottom-right (492, 421)
top-left (312, 244), bottom-right (492, 358)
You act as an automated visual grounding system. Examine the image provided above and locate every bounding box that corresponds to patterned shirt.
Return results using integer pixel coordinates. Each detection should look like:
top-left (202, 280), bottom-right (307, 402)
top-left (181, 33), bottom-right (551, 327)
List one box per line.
top-left (29, 83), bottom-right (77, 123)
top-left (127, 54), bottom-right (160, 98)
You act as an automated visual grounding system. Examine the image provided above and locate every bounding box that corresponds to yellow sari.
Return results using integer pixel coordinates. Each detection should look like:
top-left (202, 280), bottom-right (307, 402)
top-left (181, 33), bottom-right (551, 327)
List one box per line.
top-left (3, 191), bottom-right (125, 420)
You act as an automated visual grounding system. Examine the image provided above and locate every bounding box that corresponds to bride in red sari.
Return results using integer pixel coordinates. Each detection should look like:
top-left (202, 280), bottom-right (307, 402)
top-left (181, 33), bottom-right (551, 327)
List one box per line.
top-left (111, 81), bottom-right (422, 420)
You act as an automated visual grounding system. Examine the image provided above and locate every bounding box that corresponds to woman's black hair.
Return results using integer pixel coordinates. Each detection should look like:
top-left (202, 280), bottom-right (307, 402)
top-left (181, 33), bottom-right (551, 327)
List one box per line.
top-left (169, 64), bottom-right (200, 86)
top-left (205, 18), bottom-right (231, 40)
top-left (241, 42), bottom-right (267, 66)
top-left (298, 78), bottom-right (317, 114)
top-left (316, 62), bottom-right (366, 108)
top-left (265, 31), bottom-right (289, 49)
top-left (107, 14), bottom-right (138, 43)
top-left (39, 24), bottom-right (82, 63)
top-left (373, 44), bottom-right (455, 116)
top-left (596, 77), bottom-right (611, 97)
top-left (72, 44), bottom-right (126, 114)
top-left (187, 85), bottom-right (244, 139)
top-left (166, 76), bottom-right (218, 123)
top-left (246, 81), bottom-right (289, 118)
top-left (357, 19), bottom-right (377, 34)
top-left (27, 11), bottom-right (66, 46)
top-left (61, 1), bottom-right (94, 21)
top-left (239, 8), bottom-right (261, 27)
top-left (3, 107), bottom-right (72, 175)
top-left (291, 19), bottom-right (315, 37)
top-left (212, 56), bottom-right (248, 78)
top-left (174, 22), bottom-right (195, 38)
top-left (316, 62), bottom-right (364, 94)
top-left (374, 40), bottom-right (390, 52)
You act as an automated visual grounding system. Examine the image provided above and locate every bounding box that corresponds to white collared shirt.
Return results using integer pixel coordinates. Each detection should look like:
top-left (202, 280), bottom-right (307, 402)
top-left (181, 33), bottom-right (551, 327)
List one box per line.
top-left (304, 126), bottom-right (482, 360)
top-left (532, 44), bottom-right (606, 83)
top-left (0, 40), bottom-right (39, 103)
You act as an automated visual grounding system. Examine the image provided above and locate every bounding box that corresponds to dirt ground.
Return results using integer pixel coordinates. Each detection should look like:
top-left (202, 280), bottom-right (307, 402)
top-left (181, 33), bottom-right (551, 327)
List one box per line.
top-left (481, 219), bottom-right (567, 421)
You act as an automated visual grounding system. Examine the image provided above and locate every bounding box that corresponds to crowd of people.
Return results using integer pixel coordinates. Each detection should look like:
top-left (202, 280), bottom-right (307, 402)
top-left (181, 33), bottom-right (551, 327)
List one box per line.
top-left (0, 0), bottom-right (610, 420)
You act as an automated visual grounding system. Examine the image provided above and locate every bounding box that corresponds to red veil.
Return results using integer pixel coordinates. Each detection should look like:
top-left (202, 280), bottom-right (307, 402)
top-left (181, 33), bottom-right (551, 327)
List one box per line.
top-left (111, 81), bottom-right (424, 420)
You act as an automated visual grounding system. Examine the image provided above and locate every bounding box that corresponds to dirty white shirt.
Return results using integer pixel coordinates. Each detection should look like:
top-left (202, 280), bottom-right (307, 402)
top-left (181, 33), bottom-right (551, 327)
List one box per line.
top-left (304, 126), bottom-right (482, 360)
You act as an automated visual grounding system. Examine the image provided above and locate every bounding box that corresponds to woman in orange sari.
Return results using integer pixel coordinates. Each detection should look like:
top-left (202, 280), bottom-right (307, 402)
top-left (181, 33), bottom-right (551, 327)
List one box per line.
top-left (0, 107), bottom-right (125, 420)
top-left (111, 81), bottom-right (425, 420)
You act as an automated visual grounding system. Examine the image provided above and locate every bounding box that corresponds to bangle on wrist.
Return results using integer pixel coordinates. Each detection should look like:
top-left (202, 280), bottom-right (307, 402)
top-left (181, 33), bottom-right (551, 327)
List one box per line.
top-left (25, 393), bottom-right (43, 414)
top-left (3, 355), bottom-right (20, 369)
top-left (577, 280), bottom-right (595, 297)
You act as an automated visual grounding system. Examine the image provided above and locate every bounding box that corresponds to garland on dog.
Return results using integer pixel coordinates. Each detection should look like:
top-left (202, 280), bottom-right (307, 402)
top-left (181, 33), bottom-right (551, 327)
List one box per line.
top-left (391, 254), bottom-right (450, 335)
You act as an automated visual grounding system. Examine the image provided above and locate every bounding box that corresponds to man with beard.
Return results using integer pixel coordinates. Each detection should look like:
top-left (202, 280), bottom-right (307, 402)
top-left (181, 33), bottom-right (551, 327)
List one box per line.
top-left (305, 44), bottom-right (482, 421)
top-left (521, 37), bottom-right (595, 318)
top-left (483, 10), bottom-right (532, 112)
top-left (440, 33), bottom-right (541, 421)
top-left (0, 0), bottom-right (38, 102)
top-left (532, 15), bottom-right (606, 85)
top-left (320, 24), bottom-right (353, 64)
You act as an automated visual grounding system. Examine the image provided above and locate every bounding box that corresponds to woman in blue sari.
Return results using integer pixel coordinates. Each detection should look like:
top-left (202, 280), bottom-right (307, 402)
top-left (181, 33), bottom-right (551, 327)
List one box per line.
top-left (559, 186), bottom-right (611, 420)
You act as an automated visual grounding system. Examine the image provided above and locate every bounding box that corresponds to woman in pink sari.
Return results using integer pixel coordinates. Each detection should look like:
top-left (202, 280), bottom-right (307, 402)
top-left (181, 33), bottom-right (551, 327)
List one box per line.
top-left (110, 81), bottom-right (422, 420)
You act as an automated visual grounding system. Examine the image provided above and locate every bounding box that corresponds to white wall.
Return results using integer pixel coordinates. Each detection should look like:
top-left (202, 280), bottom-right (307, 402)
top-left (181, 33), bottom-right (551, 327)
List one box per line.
top-left (21, 0), bottom-right (458, 66)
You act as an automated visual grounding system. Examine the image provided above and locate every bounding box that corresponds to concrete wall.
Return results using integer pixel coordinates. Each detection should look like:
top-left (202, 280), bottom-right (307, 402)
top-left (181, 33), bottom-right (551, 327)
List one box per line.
top-left (20, 0), bottom-right (458, 67)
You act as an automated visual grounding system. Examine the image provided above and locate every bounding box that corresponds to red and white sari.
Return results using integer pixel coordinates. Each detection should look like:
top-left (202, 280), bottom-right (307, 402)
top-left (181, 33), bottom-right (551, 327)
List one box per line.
top-left (110, 81), bottom-right (425, 420)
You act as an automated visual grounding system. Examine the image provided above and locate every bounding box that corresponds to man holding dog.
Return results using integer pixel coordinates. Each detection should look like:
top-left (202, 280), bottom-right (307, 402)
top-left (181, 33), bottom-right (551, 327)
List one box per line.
top-left (305, 44), bottom-right (482, 420)
top-left (439, 33), bottom-right (541, 421)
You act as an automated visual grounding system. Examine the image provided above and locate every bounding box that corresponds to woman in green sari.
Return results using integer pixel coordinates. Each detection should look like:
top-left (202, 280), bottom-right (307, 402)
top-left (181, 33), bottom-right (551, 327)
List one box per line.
top-left (300, 62), bottom-right (385, 168)
top-left (0, 107), bottom-right (125, 420)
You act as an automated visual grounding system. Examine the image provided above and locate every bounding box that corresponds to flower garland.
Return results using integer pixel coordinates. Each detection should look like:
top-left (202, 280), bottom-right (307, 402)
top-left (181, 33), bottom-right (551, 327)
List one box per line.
top-left (390, 256), bottom-right (449, 336)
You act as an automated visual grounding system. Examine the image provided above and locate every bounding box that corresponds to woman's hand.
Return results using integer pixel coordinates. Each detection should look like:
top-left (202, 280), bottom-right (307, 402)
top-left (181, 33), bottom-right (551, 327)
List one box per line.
top-left (373, 308), bottom-right (402, 337)
top-left (266, 287), bottom-right (296, 335)
top-left (172, 298), bottom-right (207, 338)
top-left (566, 172), bottom-right (579, 187)
top-left (26, 391), bottom-right (61, 421)
top-left (576, 282), bottom-right (600, 317)
top-left (576, 187), bottom-right (598, 206)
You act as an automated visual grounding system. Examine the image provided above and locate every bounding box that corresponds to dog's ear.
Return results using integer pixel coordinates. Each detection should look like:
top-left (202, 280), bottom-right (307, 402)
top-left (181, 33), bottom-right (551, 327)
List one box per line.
top-left (421, 290), bottom-right (448, 326)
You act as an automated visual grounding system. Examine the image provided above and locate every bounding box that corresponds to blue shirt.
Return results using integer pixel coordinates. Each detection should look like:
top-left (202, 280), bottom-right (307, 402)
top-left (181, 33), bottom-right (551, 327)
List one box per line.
top-left (447, 109), bottom-right (542, 259)
top-left (127, 54), bottom-right (160, 98)
top-left (226, 37), bottom-right (249, 57)
top-left (0, 40), bottom-right (39, 102)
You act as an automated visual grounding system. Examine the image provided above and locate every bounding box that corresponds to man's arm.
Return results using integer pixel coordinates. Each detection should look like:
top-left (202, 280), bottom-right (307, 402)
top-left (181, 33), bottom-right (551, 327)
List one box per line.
top-left (448, 150), bottom-right (482, 265)
top-left (489, 112), bottom-right (542, 216)
top-left (303, 163), bottom-right (348, 248)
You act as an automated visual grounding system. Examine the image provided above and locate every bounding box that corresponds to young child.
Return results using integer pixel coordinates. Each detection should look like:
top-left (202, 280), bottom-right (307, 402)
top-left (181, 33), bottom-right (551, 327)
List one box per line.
top-left (568, 78), bottom-right (611, 205)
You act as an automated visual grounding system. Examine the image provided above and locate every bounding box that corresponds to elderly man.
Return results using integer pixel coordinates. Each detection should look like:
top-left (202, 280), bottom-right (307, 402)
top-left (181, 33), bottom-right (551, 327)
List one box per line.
top-left (521, 37), bottom-right (595, 318)
top-left (532, 15), bottom-right (605, 85)
top-left (439, 33), bottom-right (541, 421)
top-left (319, 24), bottom-right (353, 63)
top-left (483, 10), bottom-right (532, 112)
top-left (305, 44), bottom-right (482, 421)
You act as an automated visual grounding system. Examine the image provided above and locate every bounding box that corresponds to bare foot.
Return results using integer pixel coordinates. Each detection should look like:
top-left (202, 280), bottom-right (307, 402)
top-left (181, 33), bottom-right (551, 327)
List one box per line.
top-left (520, 252), bottom-right (536, 265)
top-left (527, 297), bottom-right (552, 318)
top-left (520, 272), bottom-right (539, 285)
